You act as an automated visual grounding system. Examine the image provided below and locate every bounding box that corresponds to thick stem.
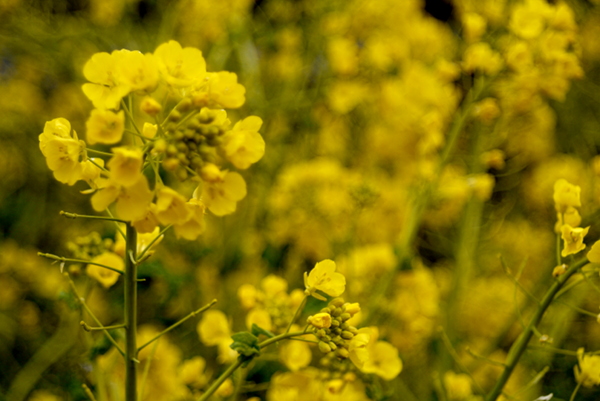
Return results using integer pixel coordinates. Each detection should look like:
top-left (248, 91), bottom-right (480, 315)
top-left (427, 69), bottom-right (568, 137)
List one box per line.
top-left (124, 224), bottom-right (138, 401)
top-left (485, 258), bottom-right (586, 401)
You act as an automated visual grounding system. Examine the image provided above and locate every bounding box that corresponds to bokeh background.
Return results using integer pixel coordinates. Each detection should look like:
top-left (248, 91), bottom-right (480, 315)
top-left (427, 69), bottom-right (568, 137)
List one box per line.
top-left (2, 0), bottom-right (600, 400)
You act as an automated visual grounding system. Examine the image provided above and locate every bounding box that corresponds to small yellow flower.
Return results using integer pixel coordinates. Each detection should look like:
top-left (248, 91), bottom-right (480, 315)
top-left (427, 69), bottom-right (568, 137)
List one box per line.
top-left (587, 241), bottom-right (600, 264)
top-left (82, 51), bottom-right (130, 109)
top-left (575, 348), bottom-right (600, 388)
top-left (279, 341), bottom-right (311, 372)
top-left (200, 71), bottom-right (246, 109)
top-left (555, 206), bottom-right (582, 233)
top-left (553, 179), bottom-right (581, 213)
top-left (106, 147), bottom-right (143, 187)
top-left (154, 187), bottom-right (192, 226)
top-left (91, 176), bottom-right (153, 221)
top-left (261, 275), bottom-right (288, 296)
top-left (200, 171), bottom-right (247, 216)
top-left (221, 116), bottom-right (265, 170)
top-left (86, 109), bottom-right (125, 145)
top-left (115, 50), bottom-right (159, 93)
top-left (246, 308), bottom-right (272, 331)
top-left (561, 224), bottom-right (590, 257)
top-left (87, 251), bottom-right (123, 289)
top-left (304, 259), bottom-right (346, 301)
top-left (307, 312), bottom-right (332, 328)
top-left (361, 341), bottom-right (403, 381)
top-left (197, 309), bottom-right (230, 346)
top-left (153, 40), bottom-right (206, 87)
top-left (237, 284), bottom-right (258, 309)
top-left (348, 327), bottom-right (371, 369)
top-left (173, 198), bottom-right (206, 241)
top-left (443, 371), bottom-right (473, 400)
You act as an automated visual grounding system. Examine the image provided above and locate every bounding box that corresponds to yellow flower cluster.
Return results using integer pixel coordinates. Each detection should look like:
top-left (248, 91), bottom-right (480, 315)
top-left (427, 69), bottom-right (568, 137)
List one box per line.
top-left (39, 40), bottom-right (265, 241)
top-left (553, 179), bottom-right (589, 258)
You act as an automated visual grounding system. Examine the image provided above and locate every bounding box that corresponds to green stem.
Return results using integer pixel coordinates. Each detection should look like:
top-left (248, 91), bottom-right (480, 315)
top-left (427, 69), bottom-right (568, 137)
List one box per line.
top-left (39, 253), bottom-right (125, 275)
top-left (137, 299), bottom-right (217, 352)
top-left (66, 274), bottom-right (125, 356)
top-left (60, 210), bottom-right (126, 223)
top-left (485, 257), bottom-right (587, 401)
top-left (569, 381), bottom-right (582, 401)
top-left (285, 296), bottom-right (308, 334)
top-left (81, 322), bottom-right (126, 332)
top-left (125, 224), bottom-right (138, 401)
top-left (136, 225), bottom-right (172, 263)
top-left (197, 330), bottom-right (308, 401)
top-left (121, 98), bottom-right (145, 142)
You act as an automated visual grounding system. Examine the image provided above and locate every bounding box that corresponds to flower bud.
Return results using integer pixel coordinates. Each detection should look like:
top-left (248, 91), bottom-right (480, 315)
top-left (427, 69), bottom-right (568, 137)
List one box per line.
top-left (335, 348), bottom-right (349, 359)
top-left (318, 341), bottom-right (332, 353)
top-left (140, 96), bottom-right (162, 116)
top-left (308, 312), bottom-right (332, 329)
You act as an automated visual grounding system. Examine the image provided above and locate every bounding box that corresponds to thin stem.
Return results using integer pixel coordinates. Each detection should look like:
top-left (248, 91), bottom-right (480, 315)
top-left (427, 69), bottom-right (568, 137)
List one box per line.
top-left (82, 384), bottom-right (98, 401)
top-left (60, 211), bottom-right (126, 223)
top-left (197, 329), bottom-right (309, 401)
top-left (285, 295), bottom-right (308, 334)
top-left (136, 225), bottom-right (172, 263)
top-left (86, 148), bottom-right (114, 157)
top-left (81, 322), bottom-right (126, 332)
top-left (137, 299), bottom-right (217, 352)
top-left (485, 257), bottom-right (587, 401)
top-left (66, 274), bottom-right (125, 356)
top-left (569, 381), bottom-right (582, 401)
top-left (106, 209), bottom-right (127, 239)
top-left (39, 253), bottom-right (125, 275)
top-left (198, 359), bottom-right (244, 401)
top-left (557, 232), bottom-right (562, 266)
top-left (124, 224), bottom-right (138, 401)
top-left (121, 99), bottom-right (145, 142)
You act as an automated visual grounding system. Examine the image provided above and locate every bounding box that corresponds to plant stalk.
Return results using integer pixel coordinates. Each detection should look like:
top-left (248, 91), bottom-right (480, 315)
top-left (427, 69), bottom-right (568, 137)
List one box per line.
top-left (124, 224), bottom-right (138, 401)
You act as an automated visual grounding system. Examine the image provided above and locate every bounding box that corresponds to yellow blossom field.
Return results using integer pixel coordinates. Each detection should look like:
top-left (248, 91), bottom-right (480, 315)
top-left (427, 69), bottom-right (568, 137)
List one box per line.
top-left (2, 0), bottom-right (600, 400)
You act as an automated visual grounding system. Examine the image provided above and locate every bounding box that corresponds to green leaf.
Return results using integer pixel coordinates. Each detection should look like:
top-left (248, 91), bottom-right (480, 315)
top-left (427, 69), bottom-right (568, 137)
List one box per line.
top-left (230, 331), bottom-right (261, 367)
top-left (251, 323), bottom-right (275, 338)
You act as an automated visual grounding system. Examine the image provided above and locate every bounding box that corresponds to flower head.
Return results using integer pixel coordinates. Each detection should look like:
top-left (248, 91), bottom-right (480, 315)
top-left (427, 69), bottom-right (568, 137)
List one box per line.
top-left (575, 348), bottom-right (600, 388)
top-left (304, 259), bottom-right (346, 301)
top-left (561, 224), bottom-right (590, 257)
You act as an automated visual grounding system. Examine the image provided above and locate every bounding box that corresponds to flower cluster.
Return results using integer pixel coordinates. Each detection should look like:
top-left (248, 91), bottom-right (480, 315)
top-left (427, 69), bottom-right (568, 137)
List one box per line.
top-left (553, 179), bottom-right (589, 258)
top-left (39, 40), bottom-right (265, 241)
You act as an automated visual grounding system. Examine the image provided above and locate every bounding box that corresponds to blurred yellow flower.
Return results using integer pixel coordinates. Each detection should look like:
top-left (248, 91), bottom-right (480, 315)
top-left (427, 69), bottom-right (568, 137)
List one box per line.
top-left (553, 178), bottom-right (581, 213)
top-left (348, 327), bottom-right (371, 369)
top-left (173, 198), bottom-right (206, 241)
top-left (361, 340), bottom-right (403, 381)
top-left (154, 40), bottom-right (206, 88)
top-left (246, 308), bottom-right (272, 331)
top-left (86, 109), bottom-right (125, 145)
top-left (39, 118), bottom-right (86, 185)
top-left (91, 176), bottom-right (153, 221)
top-left (304, 259), bottom-right (346, 301)
top-left (307, 312), bottom-right (332, 328)
top-left (222, 116), bottom-right (265, 169)
top-left (575, 348), bottom-right (600, 388)
top-left (107, 147), bottom-right (143, 187)
top-left (154, 187), bottom-right (192, 226)
top-left (202, 71), bottom-right (246, 108)
top-left (86, 251), bottom-right (123, 288)
top-left (115, 50), bottom-right (159, 93)
top-left (587, 241), bottom-right (600, 264)
top-left (197, 309), bottom-right (230, 346)
top-left (200, 171), bottom-right (247, 216)
top-left (561, 224), bottom-right (590, 257)
top-left (82, 51), bottom-right (129, 109)
top-left (443, 371), bottom-right (473, 400)
top-left (279, 340), bottom-right (311, 372)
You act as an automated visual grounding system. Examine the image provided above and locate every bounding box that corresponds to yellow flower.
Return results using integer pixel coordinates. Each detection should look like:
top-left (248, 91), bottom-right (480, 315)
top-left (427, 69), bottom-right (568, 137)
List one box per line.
top-left (238, 284), bottom-right (258, 309)
top-left (246, 308), bottom-right (272, 331)
top-left (443, 371), bottom-right (473, 400)
top-left (561, 224), bottom-right (590, 257)
top-left (462, 13), bottom-right (487, 42)
top-left (555, 206), bottom-right (581, 233)
top-left (82, 51), bottom-right (130, 109)
top-left (154, 40), bottom-right (206, 87)
top-left (115, 50), bottom-right (159, 93)
top-left (348, 327), bottom-right (371, 369)
top-left (198, 71), bottom-right (246, 108)
top-left (279, 341), bottom-right (311, 372)
top-left (261, 275), bottom-right (288, 296)
top-left (575, 348), bottom-right (600, 388)
top-left (197, 309), bottom-right (230, 346)
top-left (154, 187), bottom-right (192, 226)
top-left (91, 176), bottom-right (153, 221)
top-left (179, 356), bottom-right (207, 388)
top-left (587, 241), bottom-right (600, 264)
top-left (304, 259), bottom-right (346, 301)
top-left (307, 312), bottom-right (332, 328)
top-left (87, 251), bottom-right (123, 288)
top-left (86, 109), bottom-right (125, 145)
top-left (361, 341), bottom-right (403, 380)
top-left (200, 171), bottom-right (247, 216)
top-left (39, 118), bottom-right (86, 185)
top-left (173, 198), bottom-right (206, 241)
top-left (553, 178), bottom-right (581, 213)
top-left (509, 0), bottom-right (550, 40)
top-left (106, 147), bottom-right (143, 187)
top-left (221, 116), bottom-right (265, 169)
top-left (462, 42), bottom-right (503, 75)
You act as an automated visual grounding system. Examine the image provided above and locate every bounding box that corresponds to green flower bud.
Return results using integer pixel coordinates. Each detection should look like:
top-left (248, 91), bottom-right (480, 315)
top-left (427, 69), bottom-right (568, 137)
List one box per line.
top-left (318, 341), bottom-right (332, 353)
top-left (336, 348), bottom-right (349, 359)
top-left (341, 330), bottom-right (354, 340)
top-left (340, 313), bottom-right (351, 321)
top-left (328, 341), bottom-right (337, 351)
top-left (330, 298), bottom-right (345, 307)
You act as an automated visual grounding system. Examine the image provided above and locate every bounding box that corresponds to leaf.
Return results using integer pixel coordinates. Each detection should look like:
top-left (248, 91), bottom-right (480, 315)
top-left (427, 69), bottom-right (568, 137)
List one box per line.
top-left (251, 323), bottom-right (275, 338)
top-left (230, 331), bottom-right (261, 358)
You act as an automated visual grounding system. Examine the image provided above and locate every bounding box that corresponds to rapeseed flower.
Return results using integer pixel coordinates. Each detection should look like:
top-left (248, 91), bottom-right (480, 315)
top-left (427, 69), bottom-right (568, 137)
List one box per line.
top-left (304, 259), bottom-right (346, 301)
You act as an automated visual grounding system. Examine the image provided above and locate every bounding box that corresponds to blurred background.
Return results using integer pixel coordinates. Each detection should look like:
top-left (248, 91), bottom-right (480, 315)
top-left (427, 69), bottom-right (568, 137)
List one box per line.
top-left (2, 0), bottom-right (600, 400)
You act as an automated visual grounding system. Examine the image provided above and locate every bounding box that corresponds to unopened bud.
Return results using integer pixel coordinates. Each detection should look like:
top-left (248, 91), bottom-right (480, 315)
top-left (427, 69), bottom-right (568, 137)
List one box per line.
top-left (140, 96), bottom-right (162, 116)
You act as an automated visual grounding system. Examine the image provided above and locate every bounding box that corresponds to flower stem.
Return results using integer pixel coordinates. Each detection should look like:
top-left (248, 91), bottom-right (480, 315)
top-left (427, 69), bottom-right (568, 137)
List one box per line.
top-left (39, 253), bottom-right (125, 275)
top-left (124, 224), bottom-right (138, 401)
top-left (485, 257), bottom-right (587, 401)
top-left (137, 299), bottom-right (217, 352)
top-left (60, 210), bottom-right (126, 223)
top-left (284, 295), bottom-right (307, 334)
